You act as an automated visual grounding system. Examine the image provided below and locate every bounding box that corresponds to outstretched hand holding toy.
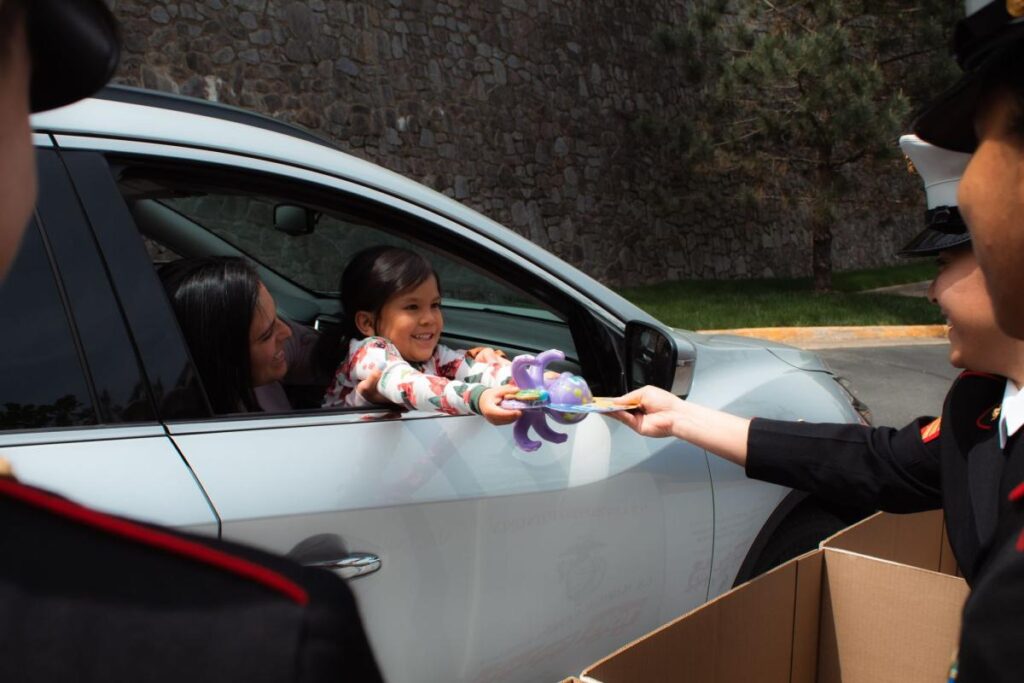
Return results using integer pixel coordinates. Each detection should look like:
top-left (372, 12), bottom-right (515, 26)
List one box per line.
top-left (501, 350), bottom-right (637, 452)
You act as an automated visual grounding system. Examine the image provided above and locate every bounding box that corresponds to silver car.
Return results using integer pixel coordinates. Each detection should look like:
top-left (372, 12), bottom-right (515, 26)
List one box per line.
top-left (6, 86), bottom-right (867, 682)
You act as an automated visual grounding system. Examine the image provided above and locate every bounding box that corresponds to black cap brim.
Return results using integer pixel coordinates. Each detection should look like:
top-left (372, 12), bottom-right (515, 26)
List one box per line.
top-left (912, 22), bottom-right (1024, 153)
top-left (897, 226), bottom-right (971, 257)
top-left (27, 0), bottom-right (120, 113)
top-left (897, 206), bottom-right (970, 257)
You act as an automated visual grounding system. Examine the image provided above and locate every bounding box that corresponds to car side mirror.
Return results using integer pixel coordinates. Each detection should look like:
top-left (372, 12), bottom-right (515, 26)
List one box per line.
top-left (274, 204), bottom-right (318, 236)
top-left (624, 321), bottom-right (679, 392)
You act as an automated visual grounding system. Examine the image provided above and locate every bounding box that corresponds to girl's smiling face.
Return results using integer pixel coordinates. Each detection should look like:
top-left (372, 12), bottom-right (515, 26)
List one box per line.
top-left (356, 275), bottom-right (443, 363)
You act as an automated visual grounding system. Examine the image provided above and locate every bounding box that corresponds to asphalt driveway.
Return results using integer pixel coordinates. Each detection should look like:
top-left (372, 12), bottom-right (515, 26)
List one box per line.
top-left (817, 342), bottom-right (958, 428)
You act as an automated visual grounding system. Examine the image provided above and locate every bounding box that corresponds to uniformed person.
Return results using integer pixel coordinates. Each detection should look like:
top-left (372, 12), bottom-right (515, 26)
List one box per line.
top-left (0, 2), bottom-right (383, 680)
top-left (911, 2), bottom-right (1024, 680)
top-left (913, 0), bottom-right (1024, 338)
top-left (610, 135), bottom-right (1024, 681)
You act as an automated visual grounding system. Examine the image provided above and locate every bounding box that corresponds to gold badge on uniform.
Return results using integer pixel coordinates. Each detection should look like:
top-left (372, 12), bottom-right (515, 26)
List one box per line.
top-left (1009, 0), bottom-right (1024, 18)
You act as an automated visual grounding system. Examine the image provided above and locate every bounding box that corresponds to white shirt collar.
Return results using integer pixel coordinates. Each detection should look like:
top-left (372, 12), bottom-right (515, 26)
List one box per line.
top-left (998, 379), bottom-right (1024, 449)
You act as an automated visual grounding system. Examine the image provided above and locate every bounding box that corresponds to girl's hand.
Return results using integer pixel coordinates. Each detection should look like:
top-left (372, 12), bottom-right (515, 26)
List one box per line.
top-left (467, 346), bottom-right (508, 365)
top-left (479, 385), bottom-right (522, 426)
top-left (355, 369), bottom-right (387, 405)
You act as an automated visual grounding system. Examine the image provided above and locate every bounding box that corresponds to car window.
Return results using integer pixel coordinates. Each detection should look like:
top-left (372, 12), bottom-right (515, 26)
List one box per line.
top-left (112, 163), bottom-right (587, 413)
top-left (153, 192), bottom-right (542, 310)
top-left (0, 221), bottom-right (97, 430)
top-left (116, 166), bottom-right (561, 320)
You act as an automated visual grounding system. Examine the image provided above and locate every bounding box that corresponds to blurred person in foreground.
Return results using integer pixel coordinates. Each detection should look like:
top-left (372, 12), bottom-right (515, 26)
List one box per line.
top-left (0, 2), bottom-right (382, 680)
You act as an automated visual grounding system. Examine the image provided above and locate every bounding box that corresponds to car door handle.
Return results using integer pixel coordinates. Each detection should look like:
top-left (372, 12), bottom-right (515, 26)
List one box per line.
top-left (305, 553), bottom-right (381, 579)
top-left (286, 534), bottom-right (381, 579)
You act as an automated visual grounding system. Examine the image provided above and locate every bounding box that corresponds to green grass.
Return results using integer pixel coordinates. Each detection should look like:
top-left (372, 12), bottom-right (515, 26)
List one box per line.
top-left (829, 261), bottom-right (937, 293)
top-left (619, 262), bottom-right (943, 330)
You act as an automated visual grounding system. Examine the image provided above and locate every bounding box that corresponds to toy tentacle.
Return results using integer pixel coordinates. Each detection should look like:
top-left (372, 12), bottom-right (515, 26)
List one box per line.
top-left (511, 354), bottom-right (540, 390)
top-left (513, 414), bottom-right (543, 452)
top-left (532, 414), bottom-right (568, 444)
top-left (534, 349), bottom-right (565, 380)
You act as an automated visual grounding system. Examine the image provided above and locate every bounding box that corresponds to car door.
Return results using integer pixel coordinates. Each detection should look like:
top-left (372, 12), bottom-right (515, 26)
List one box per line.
top-left (0, 143), bottom-right (218, 532)
top-left (59, 139), bottom-right (714, 683)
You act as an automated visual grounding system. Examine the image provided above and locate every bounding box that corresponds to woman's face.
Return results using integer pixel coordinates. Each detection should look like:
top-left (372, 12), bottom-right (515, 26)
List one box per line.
top-left (0, 19), bottom-right (36, 280)
top-left (249, 283), bottom-right (292, 386)
top-left (928, 247), bottom-right (1013, 372)
top-left (958, 87), bottom-right (1024, 338)
top-left (358, 276), bottom-right (443, 363)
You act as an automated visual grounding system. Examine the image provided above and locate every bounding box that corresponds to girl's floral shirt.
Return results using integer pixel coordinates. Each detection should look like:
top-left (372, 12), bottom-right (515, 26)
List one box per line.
top-left (322, 336), bottom-right (513, 415)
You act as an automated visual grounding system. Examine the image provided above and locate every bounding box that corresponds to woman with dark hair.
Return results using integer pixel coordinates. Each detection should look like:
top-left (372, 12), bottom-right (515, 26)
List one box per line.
top-left (321, 245), bottom-right (519, 423)
top-left (159, 256), bottom-right (292, 414)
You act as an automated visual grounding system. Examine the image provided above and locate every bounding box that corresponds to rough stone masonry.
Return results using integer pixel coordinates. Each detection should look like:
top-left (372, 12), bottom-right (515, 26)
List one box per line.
top-left (109, 0), bottom-right (923, 287)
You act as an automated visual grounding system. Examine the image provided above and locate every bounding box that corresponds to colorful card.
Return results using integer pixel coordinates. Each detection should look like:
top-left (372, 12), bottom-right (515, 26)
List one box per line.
top-left (500, 395), bottom-right (639, 413)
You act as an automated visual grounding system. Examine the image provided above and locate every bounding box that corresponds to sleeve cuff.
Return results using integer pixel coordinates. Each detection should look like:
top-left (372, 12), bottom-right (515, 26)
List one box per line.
top-left (467, 385), bottom-right (488, 415)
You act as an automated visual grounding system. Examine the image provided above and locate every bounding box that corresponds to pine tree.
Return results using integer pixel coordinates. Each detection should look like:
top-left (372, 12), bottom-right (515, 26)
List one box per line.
top-left (659, 0), bottom-right (961, 290)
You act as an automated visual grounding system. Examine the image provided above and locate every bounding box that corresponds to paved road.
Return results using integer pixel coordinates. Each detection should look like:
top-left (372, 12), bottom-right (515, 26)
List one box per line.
top-left (817, 342), bottom-right (959, 428)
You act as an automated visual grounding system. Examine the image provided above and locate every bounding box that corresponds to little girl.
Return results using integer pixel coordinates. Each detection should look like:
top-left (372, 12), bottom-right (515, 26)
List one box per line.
top-left (322, 246), bottom-right (521, 425)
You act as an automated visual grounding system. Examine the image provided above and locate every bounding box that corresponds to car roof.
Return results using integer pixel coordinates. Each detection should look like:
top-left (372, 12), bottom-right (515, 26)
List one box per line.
top-left (30, 85), bottom-right (655, 328)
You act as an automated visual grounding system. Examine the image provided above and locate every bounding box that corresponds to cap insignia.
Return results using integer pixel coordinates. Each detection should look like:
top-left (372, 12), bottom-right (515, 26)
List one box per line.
top-left (1009, 0), bottom-right (1024, 18)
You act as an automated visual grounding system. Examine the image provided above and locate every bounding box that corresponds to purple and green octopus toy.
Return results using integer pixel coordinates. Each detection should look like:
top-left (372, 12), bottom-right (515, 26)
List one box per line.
top-left (501, 349), bottom-right (632, 452)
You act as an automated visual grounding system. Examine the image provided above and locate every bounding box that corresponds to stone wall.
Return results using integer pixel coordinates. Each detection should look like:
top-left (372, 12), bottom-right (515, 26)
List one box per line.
top-left (108, 0), bottom-right (924, 287)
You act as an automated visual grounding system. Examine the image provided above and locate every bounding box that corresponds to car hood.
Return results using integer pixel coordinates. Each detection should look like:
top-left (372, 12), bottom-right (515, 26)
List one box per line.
top-left (677, 329), bottom-right (833, 374)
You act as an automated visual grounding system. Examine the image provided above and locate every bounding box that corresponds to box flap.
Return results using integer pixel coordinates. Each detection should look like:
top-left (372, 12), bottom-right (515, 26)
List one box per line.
top-left (790, 552), bottom-right (824, 683)
top-left (581, 553), bottom-right (807, 682)
top-left (816, 549), bottom-right (968, 683)
top-left (821, 511), bottom-right (952, 574)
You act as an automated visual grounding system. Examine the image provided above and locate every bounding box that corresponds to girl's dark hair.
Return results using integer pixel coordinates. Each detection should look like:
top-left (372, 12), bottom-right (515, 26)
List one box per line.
top-left (159, 256), bottom-right (262, 414)
top-left (315, 246), bottom-right (439, 374)
top-left (340, 246), bottom-right (439, 338)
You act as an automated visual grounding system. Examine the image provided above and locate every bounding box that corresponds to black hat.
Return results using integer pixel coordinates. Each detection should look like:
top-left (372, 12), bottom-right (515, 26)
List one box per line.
top-left (24, 0), bottom-right (120, 112)
top-left (913, 1), bottom-right (1024, 152)
top-left (897, 134), bottom-right (973, 257)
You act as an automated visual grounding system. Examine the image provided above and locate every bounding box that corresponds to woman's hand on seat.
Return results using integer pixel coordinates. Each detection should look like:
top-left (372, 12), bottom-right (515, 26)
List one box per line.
top-left (467, 346), bottom-right (508, 365)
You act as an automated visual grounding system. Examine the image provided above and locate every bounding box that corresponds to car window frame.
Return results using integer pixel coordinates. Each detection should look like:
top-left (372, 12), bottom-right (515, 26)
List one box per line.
top-left (0, 144), bottom-right (165, 437)
top-left (57, 140), bottom-right (627, 425)
top-left (58, 149), bottom-right (213, 422)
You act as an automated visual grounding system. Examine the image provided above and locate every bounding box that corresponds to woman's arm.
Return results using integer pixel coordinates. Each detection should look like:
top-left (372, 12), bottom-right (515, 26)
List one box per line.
top-left (608, 386), bottom-right (751, 465)
top-left (435, 345), bottom-right (514, 388)
top-left (609, 385), bottom-right (945, 513)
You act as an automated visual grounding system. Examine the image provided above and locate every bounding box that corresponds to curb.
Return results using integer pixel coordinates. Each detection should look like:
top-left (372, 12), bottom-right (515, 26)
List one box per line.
top-left (695, 325), bottom-right (948, 349)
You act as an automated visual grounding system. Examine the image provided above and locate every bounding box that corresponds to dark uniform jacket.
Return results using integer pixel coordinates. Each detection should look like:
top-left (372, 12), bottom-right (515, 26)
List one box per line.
top-left (0, 477), bottom-right (384, 682)
top-left (746, 370), bottom-right (1024, 682)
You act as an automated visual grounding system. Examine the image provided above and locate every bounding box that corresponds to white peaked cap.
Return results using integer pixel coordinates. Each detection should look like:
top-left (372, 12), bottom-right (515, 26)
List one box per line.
top-left (899, 135), bottom-right (972, 209)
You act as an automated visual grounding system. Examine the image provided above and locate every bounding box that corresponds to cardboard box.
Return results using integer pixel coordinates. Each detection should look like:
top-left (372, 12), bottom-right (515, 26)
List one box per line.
top-left (820, 510), bottom-right (959, 576)
top-left (564, 512), bottom-right (968, 683)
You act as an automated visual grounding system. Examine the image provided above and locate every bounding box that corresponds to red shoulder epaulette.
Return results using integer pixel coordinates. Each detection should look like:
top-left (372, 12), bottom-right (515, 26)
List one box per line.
top-left (920, 417), bottom-right (942, 443)
top-left (0, 477), bottom-right (308, 606)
